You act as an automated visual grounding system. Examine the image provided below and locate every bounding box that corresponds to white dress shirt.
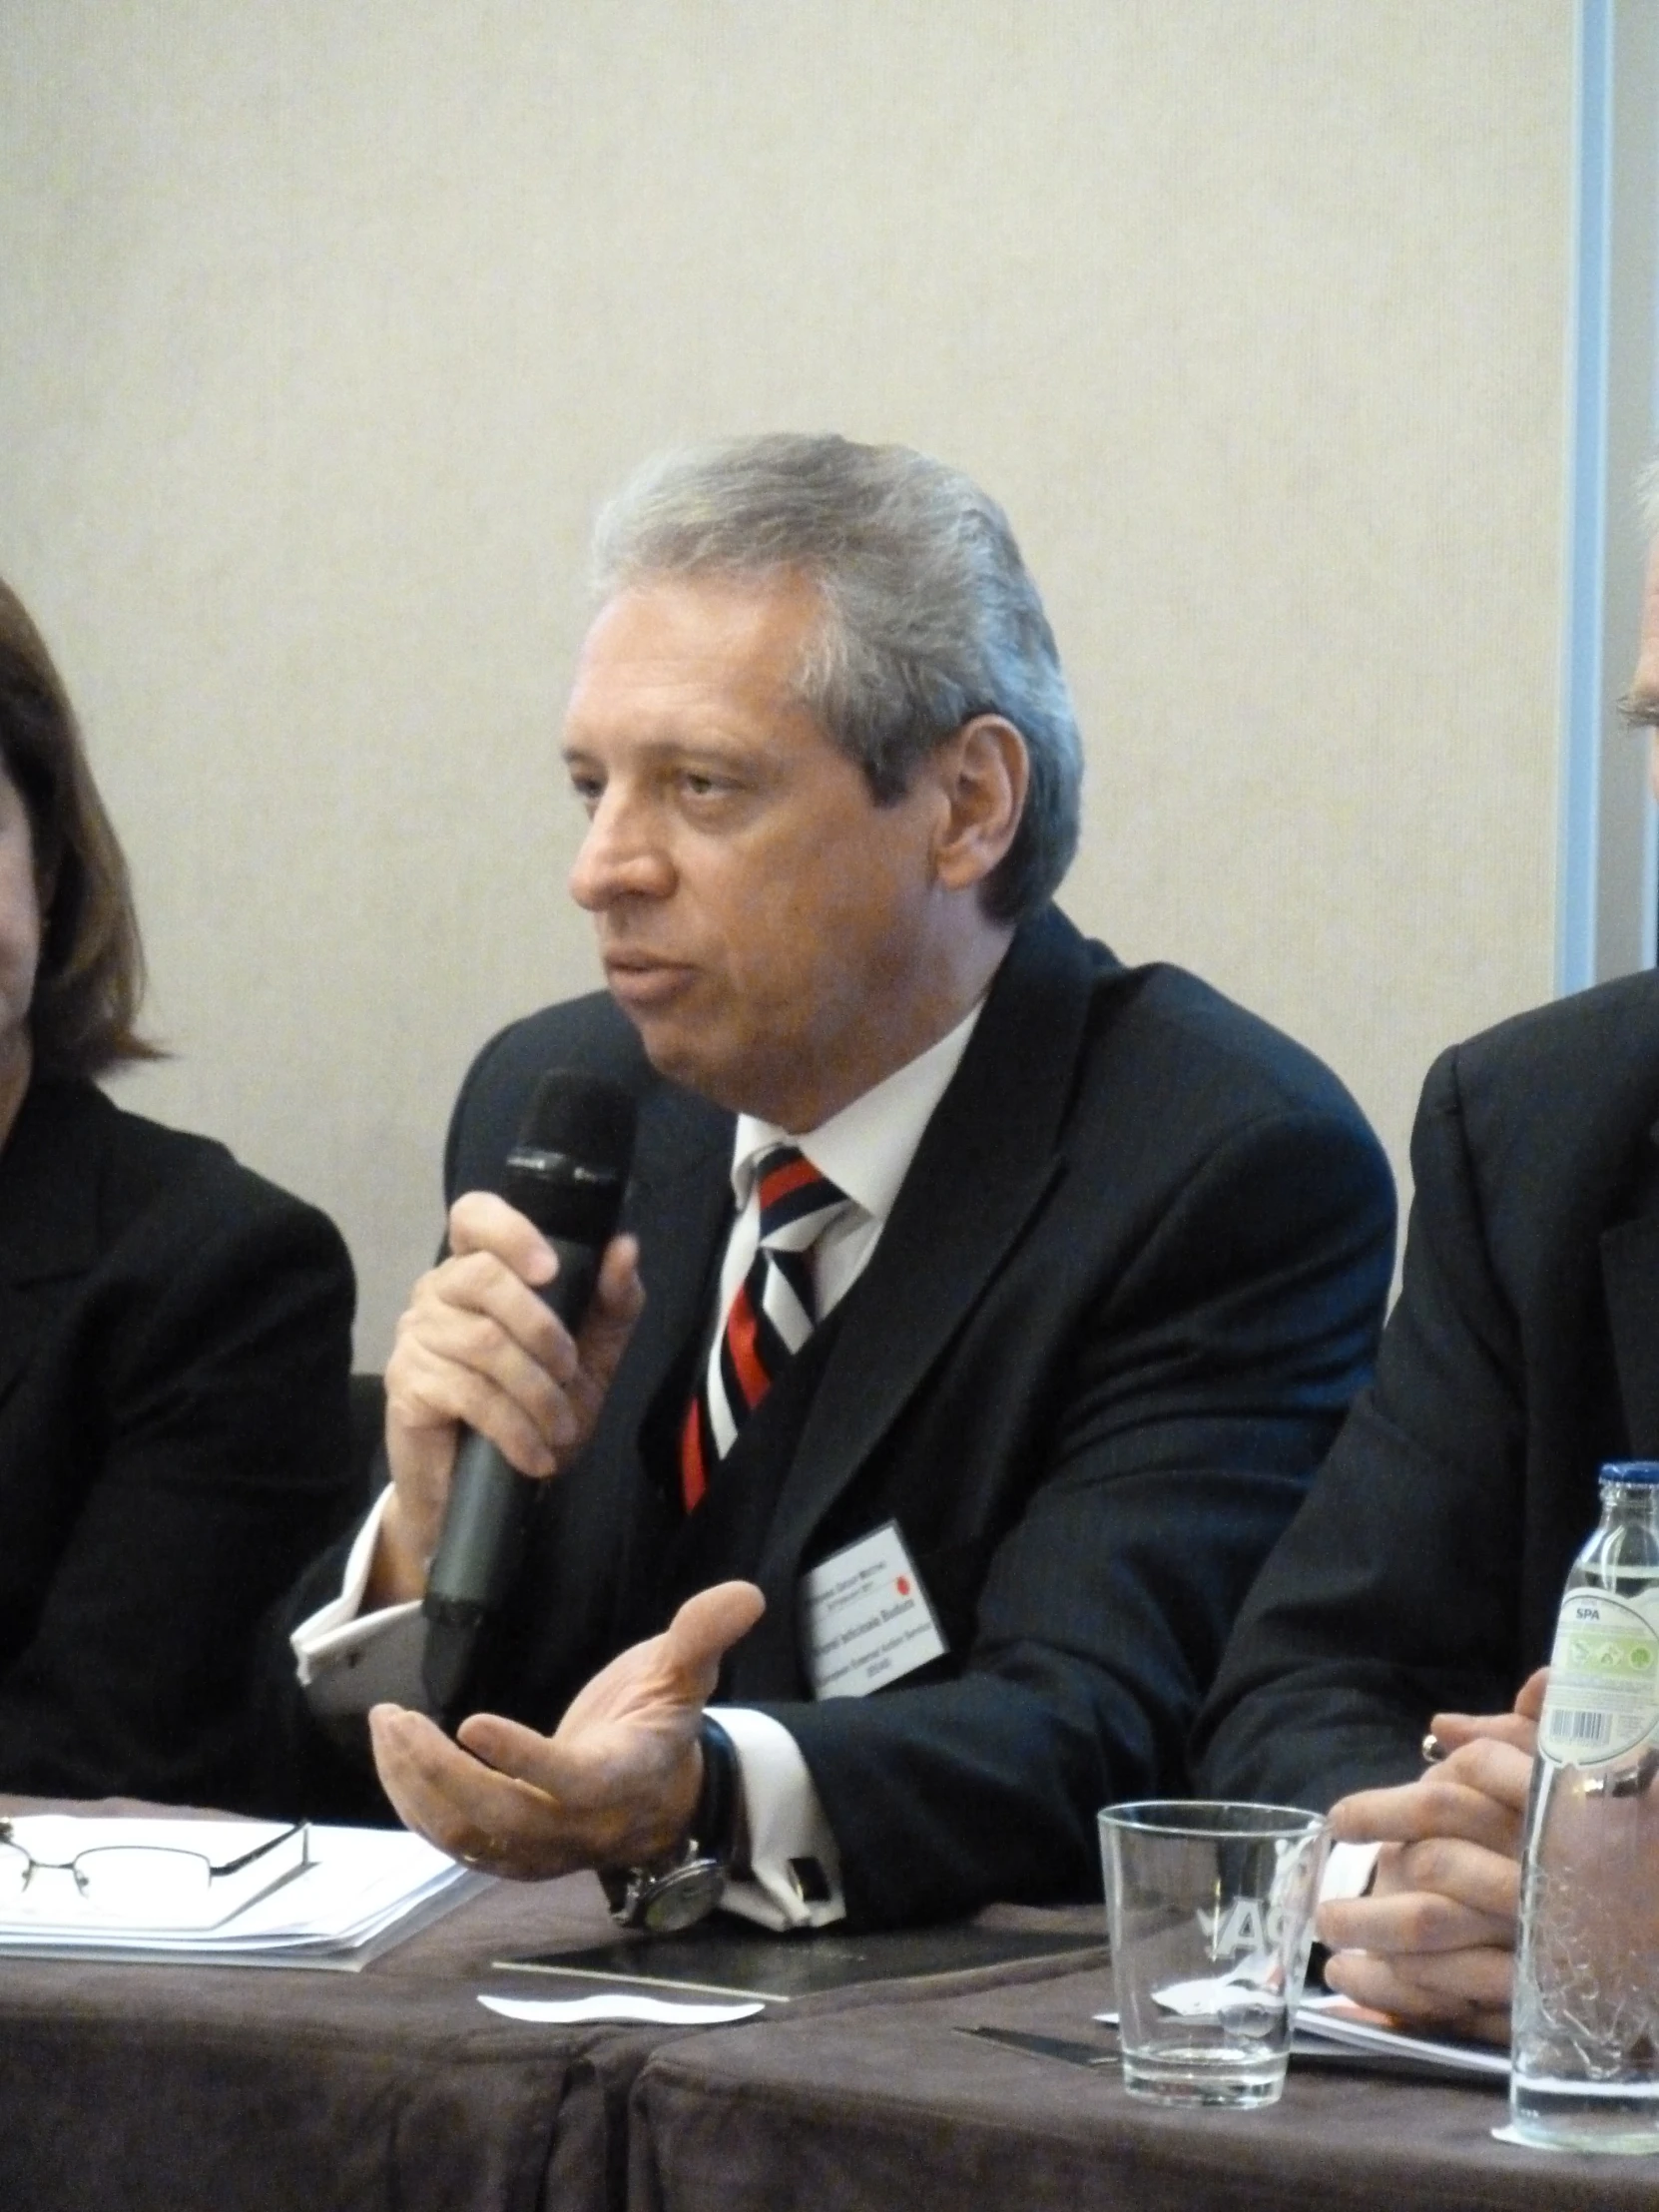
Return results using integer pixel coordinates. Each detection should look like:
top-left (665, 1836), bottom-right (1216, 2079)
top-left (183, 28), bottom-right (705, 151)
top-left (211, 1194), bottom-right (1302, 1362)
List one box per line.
top-left (292, 998), bottom-right (983, 1931)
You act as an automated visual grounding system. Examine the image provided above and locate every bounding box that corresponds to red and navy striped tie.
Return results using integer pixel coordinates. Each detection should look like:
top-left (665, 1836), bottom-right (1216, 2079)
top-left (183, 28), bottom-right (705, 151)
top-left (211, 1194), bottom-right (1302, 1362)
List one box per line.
top-left (680, 1146), bottom-right (851, 1511)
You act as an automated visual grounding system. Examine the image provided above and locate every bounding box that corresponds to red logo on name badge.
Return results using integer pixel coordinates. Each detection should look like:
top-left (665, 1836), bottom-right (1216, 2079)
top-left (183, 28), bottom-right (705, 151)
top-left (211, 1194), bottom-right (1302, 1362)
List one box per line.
top-left (895, 1575), bottom-right (910, 1596)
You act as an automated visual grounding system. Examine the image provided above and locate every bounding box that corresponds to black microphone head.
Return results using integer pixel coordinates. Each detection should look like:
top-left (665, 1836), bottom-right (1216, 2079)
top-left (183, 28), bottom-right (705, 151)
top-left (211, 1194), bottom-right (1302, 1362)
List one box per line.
top-left (519, 1069), bottom-right (637, 1175)
top-left (503, 1070), bottom-right (637, 1245)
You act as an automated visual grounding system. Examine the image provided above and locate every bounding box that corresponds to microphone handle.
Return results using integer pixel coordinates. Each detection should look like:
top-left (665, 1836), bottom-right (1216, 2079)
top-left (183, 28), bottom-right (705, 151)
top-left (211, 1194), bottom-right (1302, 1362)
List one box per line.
top-left (420, 1233), bottom-right (602, 1726)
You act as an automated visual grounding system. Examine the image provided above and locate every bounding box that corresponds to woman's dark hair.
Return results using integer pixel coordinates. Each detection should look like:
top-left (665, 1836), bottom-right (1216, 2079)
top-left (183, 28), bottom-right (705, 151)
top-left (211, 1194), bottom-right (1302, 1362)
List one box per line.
top-left (0, 578), bottom-right (155, 1076)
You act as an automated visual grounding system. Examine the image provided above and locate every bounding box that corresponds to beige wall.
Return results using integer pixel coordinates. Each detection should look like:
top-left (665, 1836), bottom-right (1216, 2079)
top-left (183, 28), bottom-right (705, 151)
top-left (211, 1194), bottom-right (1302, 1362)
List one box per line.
top-left (0, 2), bottom-right (1575, 1361)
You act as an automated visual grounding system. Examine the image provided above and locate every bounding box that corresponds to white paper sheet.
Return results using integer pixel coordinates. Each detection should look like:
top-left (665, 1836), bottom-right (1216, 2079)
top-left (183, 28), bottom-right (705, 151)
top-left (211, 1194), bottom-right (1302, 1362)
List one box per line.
top-left (478, 1991), bottom-right (766, 2026)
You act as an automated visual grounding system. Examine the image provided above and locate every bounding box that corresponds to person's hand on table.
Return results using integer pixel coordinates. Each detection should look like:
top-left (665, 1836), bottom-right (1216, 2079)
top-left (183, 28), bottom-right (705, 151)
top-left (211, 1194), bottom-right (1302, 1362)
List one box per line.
top-left (367, 1580), bottom-right (766, 1878)
top-left (1317, 1669), bottom-right (1547, 2045)
top-left (368, 1192), bottom-right (645, 1606)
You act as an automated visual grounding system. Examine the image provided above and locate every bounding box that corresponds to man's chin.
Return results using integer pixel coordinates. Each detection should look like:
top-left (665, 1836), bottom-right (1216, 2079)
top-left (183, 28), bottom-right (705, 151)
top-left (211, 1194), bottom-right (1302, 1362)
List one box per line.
top-left (610, 1001), bottom-right (772, 1118)
top-left (611, 996), bottom-right (710, 1089)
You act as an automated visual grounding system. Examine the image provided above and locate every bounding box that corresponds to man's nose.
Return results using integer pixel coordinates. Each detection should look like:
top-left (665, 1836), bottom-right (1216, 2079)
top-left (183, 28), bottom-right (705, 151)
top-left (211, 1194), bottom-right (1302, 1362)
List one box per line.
top-left (569, 792), bottom-right (674, 910)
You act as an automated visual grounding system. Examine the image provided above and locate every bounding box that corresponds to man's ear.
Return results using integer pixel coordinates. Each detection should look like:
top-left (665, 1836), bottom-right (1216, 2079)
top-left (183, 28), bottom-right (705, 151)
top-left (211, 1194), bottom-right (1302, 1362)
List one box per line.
top-left (930, 716), bottom-right (1029, 891)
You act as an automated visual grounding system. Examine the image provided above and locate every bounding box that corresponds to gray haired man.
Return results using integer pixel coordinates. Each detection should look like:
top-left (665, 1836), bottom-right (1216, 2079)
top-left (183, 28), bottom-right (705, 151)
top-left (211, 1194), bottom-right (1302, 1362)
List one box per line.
top-left (280, 433), bottom-right (1393, 1932)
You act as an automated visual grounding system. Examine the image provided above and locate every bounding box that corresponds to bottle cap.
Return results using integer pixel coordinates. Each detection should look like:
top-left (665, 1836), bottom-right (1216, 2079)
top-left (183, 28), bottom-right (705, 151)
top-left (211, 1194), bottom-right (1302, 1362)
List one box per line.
top-left (1598, 1460), bottom-right (1659, 1484)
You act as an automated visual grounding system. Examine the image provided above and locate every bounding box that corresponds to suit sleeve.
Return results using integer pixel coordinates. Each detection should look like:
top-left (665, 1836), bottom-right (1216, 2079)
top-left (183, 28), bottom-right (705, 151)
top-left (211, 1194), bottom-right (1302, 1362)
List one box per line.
top-left (0, 1165), bottom-right (357, 1811)
top-left (1191, 1044), bottom-right (1528, 1812)
top-left (763, 1099), bottom-right (1394, 1928)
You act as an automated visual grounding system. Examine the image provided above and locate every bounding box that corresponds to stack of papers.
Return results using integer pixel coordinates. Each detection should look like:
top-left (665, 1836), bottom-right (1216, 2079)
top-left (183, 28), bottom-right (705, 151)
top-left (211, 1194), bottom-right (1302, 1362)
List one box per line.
top-left (1093, 1990), bottom-right (1510, 2082)
top-left (0, 1815), bottom-right (475, 1970)
top-left (1293, 1992), bottom-right (1510, 2078)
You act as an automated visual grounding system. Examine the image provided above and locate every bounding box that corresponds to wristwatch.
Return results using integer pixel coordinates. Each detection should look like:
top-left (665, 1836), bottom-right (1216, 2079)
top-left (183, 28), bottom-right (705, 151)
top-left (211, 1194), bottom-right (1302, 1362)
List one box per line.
top-left (600, 1715), bottom-right (740, 1933)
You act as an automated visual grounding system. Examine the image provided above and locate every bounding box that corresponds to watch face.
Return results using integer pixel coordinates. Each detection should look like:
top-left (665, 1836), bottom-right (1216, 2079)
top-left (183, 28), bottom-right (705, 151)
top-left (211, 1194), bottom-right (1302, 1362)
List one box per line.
top-left (641, 1859), bottom-right (726, 1935)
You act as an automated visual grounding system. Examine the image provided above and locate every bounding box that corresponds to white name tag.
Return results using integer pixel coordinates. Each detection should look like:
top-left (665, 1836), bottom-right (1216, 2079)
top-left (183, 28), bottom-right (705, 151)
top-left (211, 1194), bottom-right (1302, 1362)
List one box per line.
top-left (801, 1521), bottom-right (946, 1699)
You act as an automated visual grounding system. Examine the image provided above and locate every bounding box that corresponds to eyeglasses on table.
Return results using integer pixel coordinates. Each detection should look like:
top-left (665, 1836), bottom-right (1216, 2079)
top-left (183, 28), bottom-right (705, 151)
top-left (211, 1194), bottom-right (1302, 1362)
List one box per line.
top-left (0, 1818), bottom-right (311, 1913)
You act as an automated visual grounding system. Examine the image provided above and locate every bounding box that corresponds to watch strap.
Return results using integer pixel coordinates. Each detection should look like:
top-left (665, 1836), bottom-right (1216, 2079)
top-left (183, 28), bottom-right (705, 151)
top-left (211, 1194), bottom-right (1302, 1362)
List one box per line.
top-left (692, 1713), bottom-right (740, 1871)
top-left (599, 1714), bottom-right (742, 1931)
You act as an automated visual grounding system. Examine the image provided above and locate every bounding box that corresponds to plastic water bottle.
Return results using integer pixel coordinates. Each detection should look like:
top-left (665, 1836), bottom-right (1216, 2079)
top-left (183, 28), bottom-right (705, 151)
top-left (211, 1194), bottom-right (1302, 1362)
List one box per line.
top-left (1510, 1461), bottom-right (1659, 2154)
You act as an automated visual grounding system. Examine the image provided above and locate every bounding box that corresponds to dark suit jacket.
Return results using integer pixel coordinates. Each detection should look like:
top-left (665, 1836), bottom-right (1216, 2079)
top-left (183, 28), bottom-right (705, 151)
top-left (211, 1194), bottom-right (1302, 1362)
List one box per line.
top-left (0, 1076), bottom-right (356, 1807)
top-left (276, 906), bottom-right (1393, 1923)
top-left (1193, 968), bottom-right (1659, 1812)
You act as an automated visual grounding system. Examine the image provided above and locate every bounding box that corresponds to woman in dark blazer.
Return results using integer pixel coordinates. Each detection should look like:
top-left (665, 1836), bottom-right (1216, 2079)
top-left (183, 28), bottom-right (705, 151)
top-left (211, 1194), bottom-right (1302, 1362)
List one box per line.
top-left (0, 577), bottom-right (356, 1808)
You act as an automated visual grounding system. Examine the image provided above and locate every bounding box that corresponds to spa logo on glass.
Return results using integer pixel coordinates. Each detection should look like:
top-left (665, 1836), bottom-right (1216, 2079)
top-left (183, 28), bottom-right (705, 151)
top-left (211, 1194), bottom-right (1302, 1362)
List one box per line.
top-left (1198, 1897), bottom-right (1275, 1959)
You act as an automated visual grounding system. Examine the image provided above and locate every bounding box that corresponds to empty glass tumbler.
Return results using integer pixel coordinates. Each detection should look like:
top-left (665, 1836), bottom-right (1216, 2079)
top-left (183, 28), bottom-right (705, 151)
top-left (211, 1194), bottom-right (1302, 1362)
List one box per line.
top-left (1099, 1800), bottom-right (1329, 2108)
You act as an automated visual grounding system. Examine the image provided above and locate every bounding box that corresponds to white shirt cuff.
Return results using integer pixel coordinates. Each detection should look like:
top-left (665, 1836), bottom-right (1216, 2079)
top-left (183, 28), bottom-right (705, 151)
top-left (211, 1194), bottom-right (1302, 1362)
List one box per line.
top-left (289, 1488), bottom-right (426, 1712)
top-left (706, 1705), bottom-right (844, 1931)
top-left (1320, 1839), bottom-right (1381, 1902)
top-left (291, 1488), bottom-right (391, 1673)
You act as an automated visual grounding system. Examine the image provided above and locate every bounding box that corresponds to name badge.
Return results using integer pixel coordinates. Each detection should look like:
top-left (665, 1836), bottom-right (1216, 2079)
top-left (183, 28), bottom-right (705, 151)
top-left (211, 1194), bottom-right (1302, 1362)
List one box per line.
top-left (801, 1521), bottom-right (946, 1699)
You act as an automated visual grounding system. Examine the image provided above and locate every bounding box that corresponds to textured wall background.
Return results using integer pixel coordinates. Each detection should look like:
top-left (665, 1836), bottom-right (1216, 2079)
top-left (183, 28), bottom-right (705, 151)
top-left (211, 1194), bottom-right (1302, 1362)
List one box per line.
top-left (0, 2), bottom-right (1575, 1360)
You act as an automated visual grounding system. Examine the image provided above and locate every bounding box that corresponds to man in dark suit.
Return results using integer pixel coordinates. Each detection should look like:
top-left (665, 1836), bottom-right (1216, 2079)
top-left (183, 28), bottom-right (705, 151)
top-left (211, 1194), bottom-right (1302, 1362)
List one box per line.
top-left (1192, 528), bottom-right (1659, 2038)
top-left (285, 433), bottom-right (1393, 1930)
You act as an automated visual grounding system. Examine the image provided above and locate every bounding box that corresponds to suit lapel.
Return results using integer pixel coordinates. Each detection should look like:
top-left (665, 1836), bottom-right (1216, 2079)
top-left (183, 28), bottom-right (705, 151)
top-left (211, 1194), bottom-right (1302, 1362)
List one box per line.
top-left (756, 908), bottom-right (1103, 1591)
top-left (617, 1080), bottom-right (733, 1434)
top-left (0, 1279), bottom-right (40, 1415)
top-left (1600, 1117), bottom-right (1659, 1453)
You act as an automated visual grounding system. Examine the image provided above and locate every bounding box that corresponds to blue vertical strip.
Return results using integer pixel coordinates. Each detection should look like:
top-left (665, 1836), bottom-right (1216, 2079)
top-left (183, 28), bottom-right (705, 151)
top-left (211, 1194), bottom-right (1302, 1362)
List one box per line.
top-left (1645, 39), bottom-right (1659, 977)
top-left (1557, 0), bottom-right (1614, 996)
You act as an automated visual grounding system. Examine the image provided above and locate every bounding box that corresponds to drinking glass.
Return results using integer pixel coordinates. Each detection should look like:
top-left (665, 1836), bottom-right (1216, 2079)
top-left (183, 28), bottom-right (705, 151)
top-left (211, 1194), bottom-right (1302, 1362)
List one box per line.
top-left (1099, 1800), bottom-right (1329, 2108)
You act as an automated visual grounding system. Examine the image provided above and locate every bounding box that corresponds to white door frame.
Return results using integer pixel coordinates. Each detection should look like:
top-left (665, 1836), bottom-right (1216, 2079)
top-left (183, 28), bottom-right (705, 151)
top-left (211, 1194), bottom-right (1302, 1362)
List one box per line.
top-left (1558, 0), bottom-right (1659, 994)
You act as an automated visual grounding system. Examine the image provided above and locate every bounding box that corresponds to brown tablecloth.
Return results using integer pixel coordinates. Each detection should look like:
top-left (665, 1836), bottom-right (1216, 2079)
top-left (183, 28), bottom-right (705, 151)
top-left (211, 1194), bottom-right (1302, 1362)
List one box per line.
top-left (0, 1800), bottom-right (1108, 2212)
top-left (18, 1799), bottom-right (1626, 2212)
top-left (629, 1961), bottom-right (1659, 2212)
top-left (0, 1848), bottom-right (669, 2212)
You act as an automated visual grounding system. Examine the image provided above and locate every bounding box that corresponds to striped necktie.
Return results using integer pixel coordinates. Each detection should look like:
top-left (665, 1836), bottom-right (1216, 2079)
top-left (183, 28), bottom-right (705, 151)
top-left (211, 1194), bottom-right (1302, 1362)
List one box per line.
top-left (680, 1145), bottom-right (852, 1511)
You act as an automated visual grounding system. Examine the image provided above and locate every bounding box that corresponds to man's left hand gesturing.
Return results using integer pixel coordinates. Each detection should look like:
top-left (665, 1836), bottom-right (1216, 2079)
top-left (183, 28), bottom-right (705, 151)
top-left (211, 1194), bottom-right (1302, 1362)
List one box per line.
top-left (367, 1580), bottom-right (766, 1878)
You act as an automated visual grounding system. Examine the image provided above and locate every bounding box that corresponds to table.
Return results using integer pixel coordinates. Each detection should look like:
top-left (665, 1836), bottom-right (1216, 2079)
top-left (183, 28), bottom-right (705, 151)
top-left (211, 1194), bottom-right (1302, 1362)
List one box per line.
top-left (0, 1801), bottom-right (1106, 2212)
top-left (630, 1960), bottom-right (1659, 2212)
top-left (9, 1802), bottom-right (1648, 2212)
top-left (0, 1848), bottom-right (658, 2212)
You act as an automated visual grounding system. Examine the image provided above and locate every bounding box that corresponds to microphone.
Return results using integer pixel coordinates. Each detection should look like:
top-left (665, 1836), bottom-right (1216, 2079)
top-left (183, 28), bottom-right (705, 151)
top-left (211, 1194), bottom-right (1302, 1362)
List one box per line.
top-left (420, 1069), bottom-right (637, 1728)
